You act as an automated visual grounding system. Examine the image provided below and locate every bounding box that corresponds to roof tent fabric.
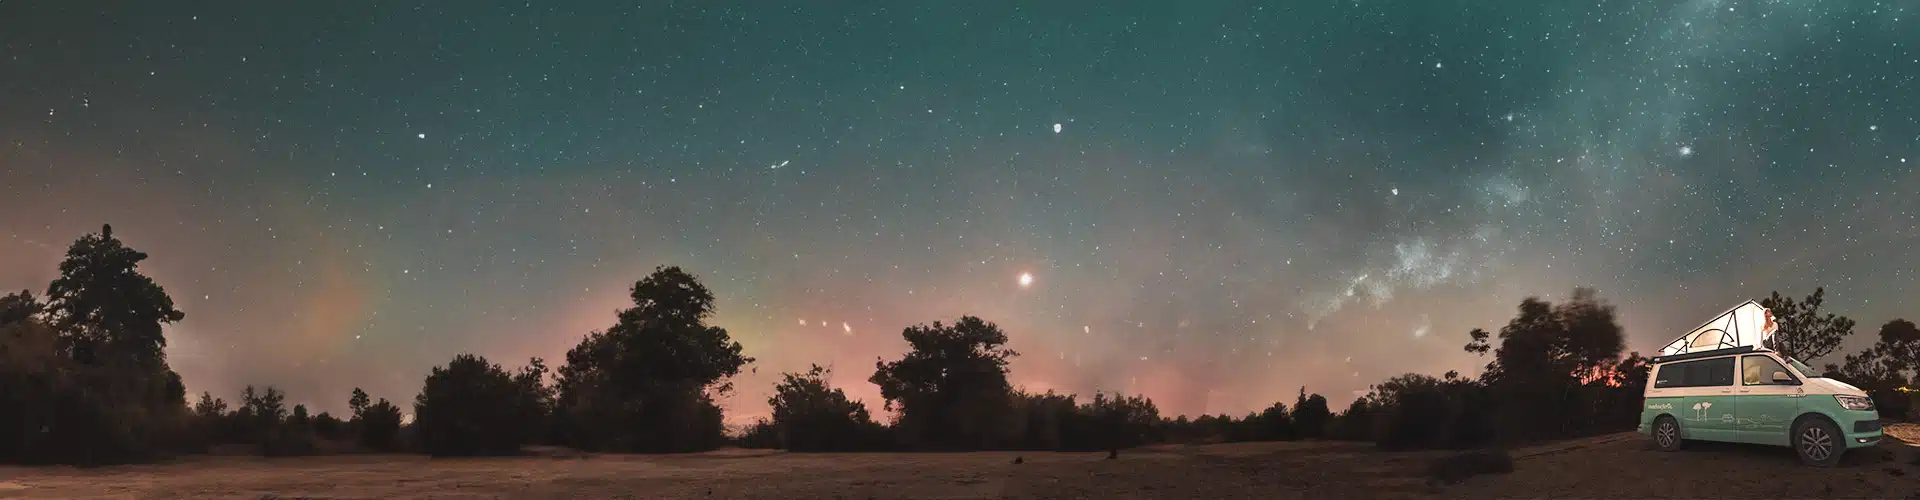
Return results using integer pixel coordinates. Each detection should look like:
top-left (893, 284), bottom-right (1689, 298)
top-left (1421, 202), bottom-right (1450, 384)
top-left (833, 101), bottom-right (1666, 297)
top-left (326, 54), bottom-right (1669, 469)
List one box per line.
top-left (1658, 300), bottom-right (1778, 357)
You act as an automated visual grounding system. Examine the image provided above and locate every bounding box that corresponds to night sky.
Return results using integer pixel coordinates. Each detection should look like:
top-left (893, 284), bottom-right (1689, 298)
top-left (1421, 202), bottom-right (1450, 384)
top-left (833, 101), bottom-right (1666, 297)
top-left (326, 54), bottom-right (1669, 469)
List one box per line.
top-left (3, 1), bottom-right (1917, 424)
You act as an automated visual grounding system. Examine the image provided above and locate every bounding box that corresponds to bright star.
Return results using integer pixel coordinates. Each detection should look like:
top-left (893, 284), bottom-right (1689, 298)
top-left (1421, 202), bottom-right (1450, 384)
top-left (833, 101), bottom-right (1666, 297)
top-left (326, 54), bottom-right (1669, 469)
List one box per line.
top-left (1018, 272), bottom-right (1034, 288)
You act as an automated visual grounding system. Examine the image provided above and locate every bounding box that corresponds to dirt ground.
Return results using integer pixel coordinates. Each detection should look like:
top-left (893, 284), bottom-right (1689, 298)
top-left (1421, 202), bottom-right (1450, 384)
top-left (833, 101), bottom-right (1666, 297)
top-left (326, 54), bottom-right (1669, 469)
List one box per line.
top-left (1, 425), bottom-right (1915, 500)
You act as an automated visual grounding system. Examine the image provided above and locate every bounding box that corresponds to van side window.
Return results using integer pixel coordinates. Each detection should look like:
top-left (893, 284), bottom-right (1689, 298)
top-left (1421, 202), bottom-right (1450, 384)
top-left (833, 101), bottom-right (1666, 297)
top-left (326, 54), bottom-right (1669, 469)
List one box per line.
top-left (1654, 363), bottom-right (1688, 388)
top-left (1742, 355), bottom-right (1794, 385)
top-left (1694, 357), bottom-right (1735, 387)
top-left (1655, 357), bottom-right (1735, 388)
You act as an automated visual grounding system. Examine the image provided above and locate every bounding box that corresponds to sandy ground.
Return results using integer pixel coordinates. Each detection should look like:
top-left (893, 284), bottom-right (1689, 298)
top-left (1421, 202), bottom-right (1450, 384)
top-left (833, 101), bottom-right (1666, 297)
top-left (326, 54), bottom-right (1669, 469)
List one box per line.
top-left (1, 425), bottom-right (1915, 500)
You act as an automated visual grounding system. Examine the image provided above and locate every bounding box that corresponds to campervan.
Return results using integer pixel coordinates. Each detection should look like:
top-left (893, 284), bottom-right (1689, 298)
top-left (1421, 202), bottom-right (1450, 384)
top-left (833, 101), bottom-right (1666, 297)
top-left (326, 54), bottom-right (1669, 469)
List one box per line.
top-left (1639, 301), bottom-right (1883, 467)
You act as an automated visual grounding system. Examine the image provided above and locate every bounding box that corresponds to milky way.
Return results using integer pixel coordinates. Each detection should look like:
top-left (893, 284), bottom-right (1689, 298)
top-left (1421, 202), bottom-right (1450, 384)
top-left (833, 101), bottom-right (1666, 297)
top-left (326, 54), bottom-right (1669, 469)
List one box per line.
top-left (2, 1), bottom-right (1917, 423)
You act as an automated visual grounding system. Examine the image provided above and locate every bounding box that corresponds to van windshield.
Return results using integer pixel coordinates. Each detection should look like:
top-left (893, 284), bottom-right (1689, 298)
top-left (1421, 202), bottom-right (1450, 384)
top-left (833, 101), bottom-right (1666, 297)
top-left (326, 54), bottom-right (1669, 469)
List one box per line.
top-left (1788, 358), bottom-right (1821, 378)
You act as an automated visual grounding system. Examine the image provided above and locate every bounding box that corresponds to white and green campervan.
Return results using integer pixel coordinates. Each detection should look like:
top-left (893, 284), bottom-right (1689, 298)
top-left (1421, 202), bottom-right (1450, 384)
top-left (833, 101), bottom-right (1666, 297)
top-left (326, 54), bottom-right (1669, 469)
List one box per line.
top-left (1639, 300), bottom-right (1883, 467)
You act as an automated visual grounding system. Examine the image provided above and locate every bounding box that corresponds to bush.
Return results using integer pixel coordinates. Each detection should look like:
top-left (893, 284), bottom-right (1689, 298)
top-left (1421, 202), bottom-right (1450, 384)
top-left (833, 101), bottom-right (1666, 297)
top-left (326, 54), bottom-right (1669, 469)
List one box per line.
top-left (413, 354), bottom-right (530, 456)
top-left (357, 398), bottom-right (403, 451)
top-left (552, 268), bottom-right (751, 454)
top-left (311, 412), bottom-right (344, 440)
top-left (768, 365), bottom-right (890, 452)
top-left (735, 419), bottom-right (782, 449)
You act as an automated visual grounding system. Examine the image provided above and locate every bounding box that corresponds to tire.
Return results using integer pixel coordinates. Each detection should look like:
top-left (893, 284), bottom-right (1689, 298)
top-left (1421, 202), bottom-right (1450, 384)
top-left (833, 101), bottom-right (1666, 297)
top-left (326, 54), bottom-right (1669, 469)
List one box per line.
top-left (1651, 416), bottom-right (1684, 452)
top-left (1792, 417), bottom-right (1845, 467)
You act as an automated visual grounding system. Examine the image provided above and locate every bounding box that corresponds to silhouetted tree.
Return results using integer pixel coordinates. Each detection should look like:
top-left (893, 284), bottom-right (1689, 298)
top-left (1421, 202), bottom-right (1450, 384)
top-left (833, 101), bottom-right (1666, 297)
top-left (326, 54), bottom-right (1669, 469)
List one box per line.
top-left (1326, 397), bottom-right (1377, 442)
top-left (1876, 319), bottom-right (1920, 383)
top-left (289, 405), bottom-right (310, 428)
top-left (414, 354), bottom-right (528, 456)
top-left (1368, 373), bottom-right (1491, 450)
top-left (870, 316), bottom-right (1020, 450)
top-left (241, 385), bottom-right (288, 430)
top-left (0, 225), bottom-right (194, 464)
top-left (1010, 390), bottom-right (1078, 449)
top-left (312, 412), bottom-right (344, 440)
top-left (43, 224), bottom-right (185, 369)
top-left (357, 397), bottom-right (403, 451)
top-left (1462, 288), bottom-right (1631, 441)
top-left (736, 419), bottom-right (782, 449)
top-left (349, 388), bottom-right (371, 419)
top-left (1760, 287), bottom-right (1855, 362)
top-left (1062, 393), bottom-right (1161, 449)
top-left (554, 266), bottom-right (752, 453)
top-left (1291, 388), bottom-right (1331, 439)
top-left (1823, 319), bottom-right (1920, 419)
top-left (0, 290), bottom-right (39, 326)
top-left (1246, 401), bottom-right (1295, 441)
top-left (512, 357), bottom-right (555, 445)
top-left (768, 364), bottom-right (888, 451)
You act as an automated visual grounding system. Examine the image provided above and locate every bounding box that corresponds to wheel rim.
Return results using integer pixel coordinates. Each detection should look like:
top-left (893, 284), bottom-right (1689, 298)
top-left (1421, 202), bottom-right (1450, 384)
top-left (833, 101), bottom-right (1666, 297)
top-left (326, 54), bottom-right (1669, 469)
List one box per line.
top-left (1800, 425), bottom-right (1833, 461)
top-left (1655, 421), bottom-right (1677, 448)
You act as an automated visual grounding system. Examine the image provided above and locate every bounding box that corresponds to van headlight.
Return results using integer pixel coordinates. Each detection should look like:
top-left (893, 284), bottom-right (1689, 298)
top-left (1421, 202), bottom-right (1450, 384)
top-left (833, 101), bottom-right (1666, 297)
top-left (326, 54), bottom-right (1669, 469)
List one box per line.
top-left (1835, 395), bottom-right (1875, 411)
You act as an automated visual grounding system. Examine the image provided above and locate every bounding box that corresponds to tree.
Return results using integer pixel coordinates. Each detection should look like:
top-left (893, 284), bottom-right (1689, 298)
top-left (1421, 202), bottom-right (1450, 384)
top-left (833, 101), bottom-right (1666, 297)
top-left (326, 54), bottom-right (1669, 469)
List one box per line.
top-left (1291, 388), bottom-right (1332, 439)
top-left (0, 225), bottom-right (195, 464)
top-left (1875, 319), bottom-right (1920, 382)
top-left (1823, 319), bottom-right (1920, 420)
top-left (192, 392), bottom-right (228, 420)
top-left (413, 354), bottom-right (527, 456)
top-left (767, 364), bottom-right (886, 452)
top-left (869, 316), bottom-right (1020, 449)
top-left (311, 412), bottom-right (344, 440)
top-left (42, 224), bottom-right (185, 369)
top-left (349, 388), bottom-right (371, 420)
top-left (1760, 287), bottom-right (1855, 362)
top-left (0, 290), bottom-right (39, 326)
top-left (512, 357), bottom-right (554, 445)
top-left (1250, 401), bottom-right (1295, 441)
top-left (1075, 392), bottom-right (1162, 449)
top-left (289, 405), bottom-right (310, 428)
top-left (553, 266), bottom-right (753, 453)
top-left (240, 385), bottom-right (288, 430)
top-left (1460, 288), bottom-right (1650, 442)
top-left (358, 397), bottom-right (403, 451)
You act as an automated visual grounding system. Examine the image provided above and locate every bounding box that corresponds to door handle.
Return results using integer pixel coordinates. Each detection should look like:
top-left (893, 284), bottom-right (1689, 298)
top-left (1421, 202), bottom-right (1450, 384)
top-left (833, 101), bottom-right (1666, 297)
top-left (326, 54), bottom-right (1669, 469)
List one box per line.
top-left (1720, 389), bottom-right (1732, 394)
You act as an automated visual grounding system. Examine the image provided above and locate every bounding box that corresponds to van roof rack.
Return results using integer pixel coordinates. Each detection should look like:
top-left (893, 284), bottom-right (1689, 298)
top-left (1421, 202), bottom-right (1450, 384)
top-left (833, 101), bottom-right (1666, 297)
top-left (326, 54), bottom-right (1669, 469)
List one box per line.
top-left (1649, 345), bottom-right (1762, 365)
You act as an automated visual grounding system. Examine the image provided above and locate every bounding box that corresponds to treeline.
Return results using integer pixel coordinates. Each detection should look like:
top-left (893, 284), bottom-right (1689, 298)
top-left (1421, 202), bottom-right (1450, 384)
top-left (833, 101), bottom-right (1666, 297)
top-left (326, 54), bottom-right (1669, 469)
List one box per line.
top-left (2, 225), bottom-right (1915, 465)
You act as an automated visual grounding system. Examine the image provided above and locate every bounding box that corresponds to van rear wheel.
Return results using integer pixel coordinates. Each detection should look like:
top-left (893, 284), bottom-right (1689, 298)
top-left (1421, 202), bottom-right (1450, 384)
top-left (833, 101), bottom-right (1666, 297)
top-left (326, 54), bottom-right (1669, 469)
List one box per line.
top-left (1793, 418), bottom-right (1844, 467)
top-left (1652, 416), bottom-right (1683, 452)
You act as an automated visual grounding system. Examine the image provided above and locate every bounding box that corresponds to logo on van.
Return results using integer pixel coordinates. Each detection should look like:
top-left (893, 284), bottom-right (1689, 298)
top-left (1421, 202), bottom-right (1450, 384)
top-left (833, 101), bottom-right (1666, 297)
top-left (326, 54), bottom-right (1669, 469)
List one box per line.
top-left (1646, 403), bottom-right (1672, 410)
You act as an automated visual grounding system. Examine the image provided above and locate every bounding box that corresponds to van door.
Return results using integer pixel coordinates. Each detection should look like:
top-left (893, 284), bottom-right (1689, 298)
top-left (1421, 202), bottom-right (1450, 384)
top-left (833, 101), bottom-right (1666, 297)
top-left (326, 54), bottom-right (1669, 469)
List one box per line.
top-left (1682, 356), bottom-right (1738, 441)
top-left (1734, 354), bottom-right (1802, 446)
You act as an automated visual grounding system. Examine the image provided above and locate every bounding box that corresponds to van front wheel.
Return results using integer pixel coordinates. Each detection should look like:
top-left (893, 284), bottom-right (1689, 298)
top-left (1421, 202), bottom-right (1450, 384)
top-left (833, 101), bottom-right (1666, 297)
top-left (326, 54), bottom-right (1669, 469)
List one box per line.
top-left (1652, 416), bottom-right (1683, 452)
top-left (1793, 417), bottom-right (1844, 467)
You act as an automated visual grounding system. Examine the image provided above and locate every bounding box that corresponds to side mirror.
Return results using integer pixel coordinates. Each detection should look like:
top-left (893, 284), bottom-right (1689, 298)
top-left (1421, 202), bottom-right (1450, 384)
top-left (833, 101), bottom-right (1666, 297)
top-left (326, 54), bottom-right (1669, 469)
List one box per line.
top-left (1771, 371), bottom-right (1794, 383)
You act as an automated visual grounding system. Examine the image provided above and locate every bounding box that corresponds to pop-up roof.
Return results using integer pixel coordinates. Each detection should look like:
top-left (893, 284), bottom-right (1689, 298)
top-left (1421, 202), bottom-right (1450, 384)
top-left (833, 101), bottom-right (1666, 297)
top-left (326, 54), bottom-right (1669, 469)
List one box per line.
top-left (1657, 300), bottom-right (1778, 357)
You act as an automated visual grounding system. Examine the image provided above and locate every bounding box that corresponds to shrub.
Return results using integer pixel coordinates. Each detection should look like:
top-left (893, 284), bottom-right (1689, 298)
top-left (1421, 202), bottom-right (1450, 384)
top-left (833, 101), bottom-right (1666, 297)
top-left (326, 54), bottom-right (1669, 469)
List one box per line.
top-left (735, 419), bottom-right (782, 449)
top-left (413, 354), bottom-right (529, 456)
top-left (768, 365), bottom-right (890, 452)
top-left (357, 398), bottom-right (403, 451)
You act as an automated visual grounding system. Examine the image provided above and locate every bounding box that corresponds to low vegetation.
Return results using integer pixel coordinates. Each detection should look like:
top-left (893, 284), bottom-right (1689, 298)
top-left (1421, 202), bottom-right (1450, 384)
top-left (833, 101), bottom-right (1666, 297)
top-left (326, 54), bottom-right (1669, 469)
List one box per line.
top-left (0, 225), bottom-right (1913, 465)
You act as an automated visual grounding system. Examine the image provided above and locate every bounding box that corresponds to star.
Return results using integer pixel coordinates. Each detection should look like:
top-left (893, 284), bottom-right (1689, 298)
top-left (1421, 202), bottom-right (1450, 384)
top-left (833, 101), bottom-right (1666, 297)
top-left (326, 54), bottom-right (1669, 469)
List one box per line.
top-left (1018, 272), bottom-right (1034, 288)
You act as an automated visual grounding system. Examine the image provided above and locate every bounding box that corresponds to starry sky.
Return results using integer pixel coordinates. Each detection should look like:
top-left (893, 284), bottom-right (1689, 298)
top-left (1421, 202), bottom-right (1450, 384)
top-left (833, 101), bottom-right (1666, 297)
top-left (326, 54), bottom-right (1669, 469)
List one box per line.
top-left (3, 1), bottom-right (1917, 424)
